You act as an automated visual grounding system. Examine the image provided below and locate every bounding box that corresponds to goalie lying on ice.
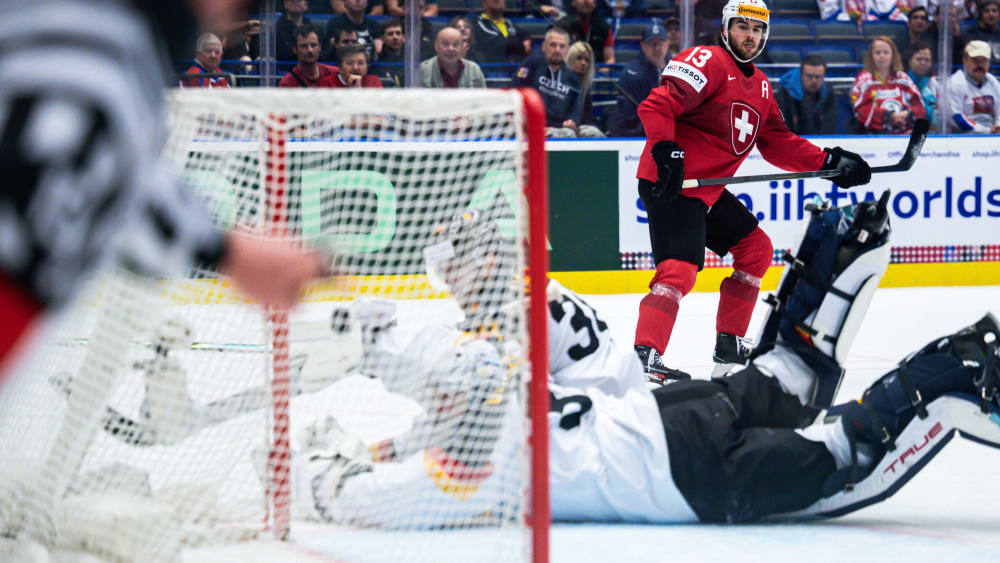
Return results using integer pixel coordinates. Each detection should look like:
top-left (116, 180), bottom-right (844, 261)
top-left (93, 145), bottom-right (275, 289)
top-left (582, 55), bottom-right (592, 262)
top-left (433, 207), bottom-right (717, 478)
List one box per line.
top-left (299, 205), bottom-right (1000, 526)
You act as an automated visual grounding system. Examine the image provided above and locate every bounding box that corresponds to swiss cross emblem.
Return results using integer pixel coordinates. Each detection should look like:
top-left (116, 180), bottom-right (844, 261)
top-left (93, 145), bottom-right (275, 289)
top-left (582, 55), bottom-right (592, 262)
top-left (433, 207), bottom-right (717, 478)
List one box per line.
top-left (730, 102), bottom-right (761, 155)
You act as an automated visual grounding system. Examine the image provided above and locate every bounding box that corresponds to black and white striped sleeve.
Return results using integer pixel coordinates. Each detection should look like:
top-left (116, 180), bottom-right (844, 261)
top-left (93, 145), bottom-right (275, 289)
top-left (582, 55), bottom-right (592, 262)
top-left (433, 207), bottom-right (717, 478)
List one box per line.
top-left (0, 0), bottom-right (225, 309)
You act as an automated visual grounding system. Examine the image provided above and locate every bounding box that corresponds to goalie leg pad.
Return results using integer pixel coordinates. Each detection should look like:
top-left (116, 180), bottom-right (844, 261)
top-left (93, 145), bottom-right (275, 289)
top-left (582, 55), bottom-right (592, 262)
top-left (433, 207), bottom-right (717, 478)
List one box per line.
top-left (754, 193), bottom-right (891, 368)
top-left (783, 393), bottom-right (1000, 519)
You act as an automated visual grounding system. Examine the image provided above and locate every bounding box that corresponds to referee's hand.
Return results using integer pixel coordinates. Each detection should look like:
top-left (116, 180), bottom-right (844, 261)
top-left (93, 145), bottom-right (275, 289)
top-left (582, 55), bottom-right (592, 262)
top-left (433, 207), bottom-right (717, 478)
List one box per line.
top-left (650, 140), bottom-right (684, 201)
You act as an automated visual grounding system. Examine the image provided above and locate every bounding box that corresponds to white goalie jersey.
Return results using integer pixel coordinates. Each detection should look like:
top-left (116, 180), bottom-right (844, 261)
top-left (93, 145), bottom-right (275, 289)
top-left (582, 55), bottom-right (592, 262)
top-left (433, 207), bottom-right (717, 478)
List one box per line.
top-left (544, 280), bottom-right (696, 522)
top-left (310, 280), bottom-right (697, 527)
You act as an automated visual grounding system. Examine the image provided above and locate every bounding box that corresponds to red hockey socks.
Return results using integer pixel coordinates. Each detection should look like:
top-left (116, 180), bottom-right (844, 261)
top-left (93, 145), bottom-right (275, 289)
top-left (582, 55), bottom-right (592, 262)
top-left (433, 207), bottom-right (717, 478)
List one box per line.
top-left (717, 227), bottom-right (773, 336)
top-left (634, 259), bottom-right (697, 353)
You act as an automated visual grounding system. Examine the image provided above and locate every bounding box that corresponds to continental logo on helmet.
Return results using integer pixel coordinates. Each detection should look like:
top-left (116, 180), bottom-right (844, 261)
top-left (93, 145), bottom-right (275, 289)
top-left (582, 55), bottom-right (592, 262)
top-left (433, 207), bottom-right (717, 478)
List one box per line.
top-left (737, 4), bottom-right (769, 20)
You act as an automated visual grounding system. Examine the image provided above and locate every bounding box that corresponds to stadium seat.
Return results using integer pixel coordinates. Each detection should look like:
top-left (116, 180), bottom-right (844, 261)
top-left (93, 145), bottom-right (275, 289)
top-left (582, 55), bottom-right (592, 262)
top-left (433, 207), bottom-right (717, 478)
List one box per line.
top-left (430, 18), bottom-right (448, 37)
top-left (646, 0), bottom-right (675, 13)
top-left (614, 21), bottom-right (648, 41)
top-left (614, 47), bottom-right (640, 64)
top-left (518, 20), bottom-right (551, 40)
top-left (774, 0), bottom-right (821, 17)
top-left (436, 0), bottom-right (470, 14)
top-left (862, 21), bottom-right (908, 48)
top-left (813, 21), bottom-right (863, 41)
top-left (767, 46), bottom-right (802, 64)
top-left (804, 45), bottom-right (856, 63)
top-left (768, 20), bottom-right (813, 42)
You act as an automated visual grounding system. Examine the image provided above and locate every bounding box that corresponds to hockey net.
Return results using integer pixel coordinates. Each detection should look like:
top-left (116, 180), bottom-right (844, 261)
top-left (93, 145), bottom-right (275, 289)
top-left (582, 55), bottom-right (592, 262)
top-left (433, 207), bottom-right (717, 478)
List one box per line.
top-left (0, 89), bottom-right (549, 562)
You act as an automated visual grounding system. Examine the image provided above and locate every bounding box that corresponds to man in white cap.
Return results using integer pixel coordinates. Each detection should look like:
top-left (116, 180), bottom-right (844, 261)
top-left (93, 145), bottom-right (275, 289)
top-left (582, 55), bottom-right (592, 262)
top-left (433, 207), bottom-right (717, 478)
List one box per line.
top-left (944, 40), bottom-right (1000, 133)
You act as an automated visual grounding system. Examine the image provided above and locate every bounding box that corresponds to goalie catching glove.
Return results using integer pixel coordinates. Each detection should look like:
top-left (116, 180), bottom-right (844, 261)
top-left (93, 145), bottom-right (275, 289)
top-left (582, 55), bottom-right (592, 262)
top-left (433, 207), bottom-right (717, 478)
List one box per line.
top-left (650, 140), bottom-right (685, 201)
top-left (821, 147), bottom-right (871, 189)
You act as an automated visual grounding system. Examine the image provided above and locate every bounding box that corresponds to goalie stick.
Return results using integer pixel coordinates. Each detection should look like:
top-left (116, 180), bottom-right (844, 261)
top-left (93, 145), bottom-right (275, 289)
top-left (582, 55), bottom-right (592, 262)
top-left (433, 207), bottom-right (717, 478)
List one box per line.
top-left (681, 118), bottom-right (930, 189)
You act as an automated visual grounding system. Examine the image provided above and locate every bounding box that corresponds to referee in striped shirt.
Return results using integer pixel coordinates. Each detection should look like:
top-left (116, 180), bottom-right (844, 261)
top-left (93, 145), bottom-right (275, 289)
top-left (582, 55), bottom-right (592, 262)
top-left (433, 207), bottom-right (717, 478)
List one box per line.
top-left (0, 0), bottom-right (324, 375)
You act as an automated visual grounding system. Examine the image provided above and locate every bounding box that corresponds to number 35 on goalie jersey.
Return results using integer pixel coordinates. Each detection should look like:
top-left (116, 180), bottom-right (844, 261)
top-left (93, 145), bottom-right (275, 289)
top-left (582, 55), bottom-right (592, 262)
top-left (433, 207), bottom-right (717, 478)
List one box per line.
top-left (545, 279), bottom-right (647, 396)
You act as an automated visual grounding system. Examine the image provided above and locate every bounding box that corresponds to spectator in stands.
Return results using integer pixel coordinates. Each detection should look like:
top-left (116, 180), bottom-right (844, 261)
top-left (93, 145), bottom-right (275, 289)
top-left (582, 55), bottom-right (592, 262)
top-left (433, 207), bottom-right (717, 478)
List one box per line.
top-left (851, 36), bottom-right (926, 133)
top-left (607, 0), bottom-right (647, 18)
top-left (420, 27), bottom-right (487, 87)
top-left (841, 0), bottom-right (907, 27)
top-left (450, 15), bottom-right (477, 61)
top-left (375, 18), bottom-right (404, 85)
top-left (776, 55), bottom-right (837, 135)
top-left (385, 0), bottom-right (438, 17)
top-left (182, 33), bottom-right (230, 88)
top-left (960, 0), bottom-right (1000, 61)
top-left (326, 28), bottom-right (359, 64)
top-left (279, 24), bottom-right (337, 87)
top-left (895, 6), bottom-right (937, 57)
top-left (664, 14), bottom-right (681, 58)
top-left (904, 42), bottom-right (938, 126)
top-left (330, 0), bottom-right (384, 14)
top-left (320, 43), bottom-right (384, 87)
top-left (278, 0), bottom-right (313, 62)
top-left (607, 20), bottom-right (669, 137)
top-left (326, 0), bottom-right (383, 62)
top-left (400, 0), bottom-right (437, 60)
top-left (511, 27), bottom-right (587, 137)
top-left (309, 0), bottom-right (336, 13)
top-left (528, 0), bottom-right (564, 18)
top-left (218, 19), bottom-right (260, 75)
top-left (567, 42), bottom-right (605, 136)
top-left (380, 19), bottom-right (405, 63)
top-left (557, 0), bottom-right (615, 64)
top-left (943, 40), bottom-right (1000, 132)
top-left (473, 0), bottom-right (532, 66)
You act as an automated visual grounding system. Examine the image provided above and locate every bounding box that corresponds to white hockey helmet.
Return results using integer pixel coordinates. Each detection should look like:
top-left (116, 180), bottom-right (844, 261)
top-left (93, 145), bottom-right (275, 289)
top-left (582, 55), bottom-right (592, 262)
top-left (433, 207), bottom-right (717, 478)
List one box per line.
top-left (721, 0), bottom-right (771, 63)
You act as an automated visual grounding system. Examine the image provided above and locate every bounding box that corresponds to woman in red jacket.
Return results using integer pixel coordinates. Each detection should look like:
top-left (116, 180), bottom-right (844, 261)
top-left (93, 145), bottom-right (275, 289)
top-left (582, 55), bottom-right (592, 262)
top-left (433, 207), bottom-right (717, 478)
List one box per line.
top-left (851, 36), bottom-right (926, 134)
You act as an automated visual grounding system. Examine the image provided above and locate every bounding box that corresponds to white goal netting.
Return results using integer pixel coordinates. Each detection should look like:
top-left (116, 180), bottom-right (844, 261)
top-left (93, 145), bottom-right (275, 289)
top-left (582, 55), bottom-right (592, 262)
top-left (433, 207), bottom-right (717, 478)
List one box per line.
top-left (0, 89), bottom-right (546, 562)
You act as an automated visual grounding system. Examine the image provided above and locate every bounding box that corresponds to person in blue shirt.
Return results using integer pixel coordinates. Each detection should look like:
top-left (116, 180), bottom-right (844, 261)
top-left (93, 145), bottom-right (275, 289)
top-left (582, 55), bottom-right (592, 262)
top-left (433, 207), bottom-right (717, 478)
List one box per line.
top-left (511, 27), bottom-right (585, 137)
top-left (775, 54), bottom-right (837, 135)
top-left (607, 21), bottom-right (670, 137)
top-left (904, 42), bottom-right (938, 127)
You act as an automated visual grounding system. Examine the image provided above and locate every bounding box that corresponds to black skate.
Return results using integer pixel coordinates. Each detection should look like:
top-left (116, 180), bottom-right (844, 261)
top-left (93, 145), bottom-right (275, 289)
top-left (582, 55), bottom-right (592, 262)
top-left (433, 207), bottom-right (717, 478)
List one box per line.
top-left (712, 332), bottom-right (753, 377)
top-left (635, 345), bottom-right (691, 388)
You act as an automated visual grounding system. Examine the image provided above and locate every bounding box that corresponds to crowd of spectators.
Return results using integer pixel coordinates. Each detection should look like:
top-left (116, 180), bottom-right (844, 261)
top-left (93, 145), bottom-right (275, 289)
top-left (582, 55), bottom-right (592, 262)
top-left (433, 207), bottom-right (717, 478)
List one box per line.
top-left (180, 0), bottom-right (1000, 136)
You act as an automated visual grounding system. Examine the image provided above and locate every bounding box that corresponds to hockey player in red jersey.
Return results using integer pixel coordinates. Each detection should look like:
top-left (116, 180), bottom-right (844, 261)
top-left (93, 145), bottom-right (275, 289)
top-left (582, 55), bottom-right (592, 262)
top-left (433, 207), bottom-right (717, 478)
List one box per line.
top-left (633, 0), bottom-right (873, 384)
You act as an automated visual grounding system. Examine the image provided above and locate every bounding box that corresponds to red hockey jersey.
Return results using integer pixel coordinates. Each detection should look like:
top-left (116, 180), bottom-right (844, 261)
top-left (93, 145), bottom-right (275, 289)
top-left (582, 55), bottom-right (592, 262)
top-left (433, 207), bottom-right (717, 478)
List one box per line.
top-left (637, 45), bottom-right (826, 206)
top-left (850, 70), bottom-right (926, 134)
top-left (319, 72), bottom-right (383, 88)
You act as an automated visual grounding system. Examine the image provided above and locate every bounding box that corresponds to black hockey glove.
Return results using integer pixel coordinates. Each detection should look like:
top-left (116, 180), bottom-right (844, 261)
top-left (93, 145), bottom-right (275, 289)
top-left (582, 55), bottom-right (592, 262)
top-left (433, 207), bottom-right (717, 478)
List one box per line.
top-left (822, 147), bottom-right (872, 189)
top-left (650, 140), bottom-right (685, 201)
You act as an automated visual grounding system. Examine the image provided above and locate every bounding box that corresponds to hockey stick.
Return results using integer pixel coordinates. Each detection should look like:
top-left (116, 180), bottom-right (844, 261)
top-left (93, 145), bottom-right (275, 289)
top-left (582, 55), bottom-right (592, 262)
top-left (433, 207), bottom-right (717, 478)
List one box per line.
top-left (681, 118), bottom-right (930, 189)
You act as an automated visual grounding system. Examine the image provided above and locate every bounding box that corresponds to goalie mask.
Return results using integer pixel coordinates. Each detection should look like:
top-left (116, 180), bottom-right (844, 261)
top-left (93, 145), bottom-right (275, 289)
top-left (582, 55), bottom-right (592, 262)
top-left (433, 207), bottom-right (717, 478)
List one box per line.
top-left (721, 0), bottom-right (770, 64)
top-left (423, 209), bottom-right (519, 323)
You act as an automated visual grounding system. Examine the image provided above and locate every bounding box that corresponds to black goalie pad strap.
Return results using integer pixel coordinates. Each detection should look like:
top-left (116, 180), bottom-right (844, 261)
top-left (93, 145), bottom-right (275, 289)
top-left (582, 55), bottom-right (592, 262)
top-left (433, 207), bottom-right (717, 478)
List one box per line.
top-left (781, 251), bottom-right (856, 303)
top-left (895, 365), bottom-right (929, 420)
